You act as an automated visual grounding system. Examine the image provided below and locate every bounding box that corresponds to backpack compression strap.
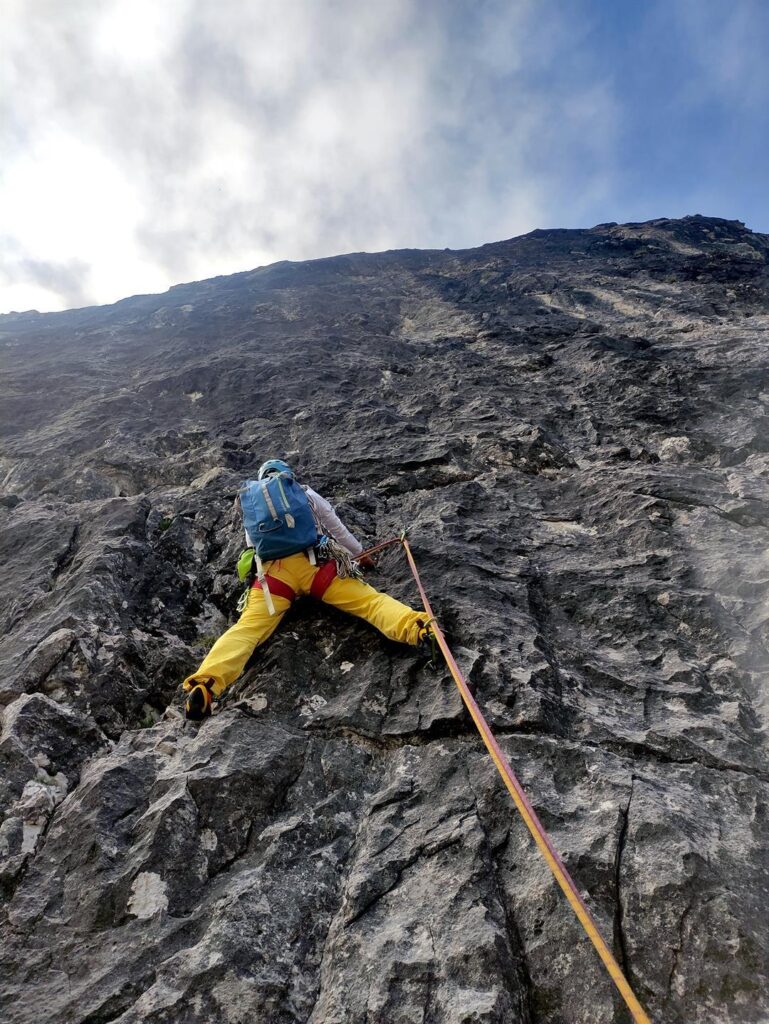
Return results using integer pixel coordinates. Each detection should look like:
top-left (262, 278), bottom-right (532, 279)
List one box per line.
top-left (260, 480), bottom-right (280, 522)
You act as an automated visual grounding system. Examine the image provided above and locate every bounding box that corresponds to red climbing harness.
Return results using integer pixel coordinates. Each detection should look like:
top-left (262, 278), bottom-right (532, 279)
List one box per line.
top-left (252, 574), bottom-right (296, 604)
top-left (309, 559), bottom-right (338, 600)
top-left (251, 559), bottom-right (340, 604)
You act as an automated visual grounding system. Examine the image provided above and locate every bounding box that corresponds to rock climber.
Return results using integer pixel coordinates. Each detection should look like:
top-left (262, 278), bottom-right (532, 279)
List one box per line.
top-left (183, 458), bottom-right (435, 720)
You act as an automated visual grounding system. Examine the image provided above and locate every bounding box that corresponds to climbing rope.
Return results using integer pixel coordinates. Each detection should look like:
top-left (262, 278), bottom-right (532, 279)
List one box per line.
top-left (360, 535), bottom-right (652, 1024)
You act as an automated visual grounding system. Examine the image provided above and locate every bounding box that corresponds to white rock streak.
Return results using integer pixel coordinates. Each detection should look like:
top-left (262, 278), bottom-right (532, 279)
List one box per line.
top-left (127, 872), bottom-right (169, 919)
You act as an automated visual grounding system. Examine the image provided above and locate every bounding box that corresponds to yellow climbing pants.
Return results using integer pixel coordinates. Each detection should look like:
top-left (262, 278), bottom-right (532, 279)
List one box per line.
top-left (183, 552), bottom-right (426, 697)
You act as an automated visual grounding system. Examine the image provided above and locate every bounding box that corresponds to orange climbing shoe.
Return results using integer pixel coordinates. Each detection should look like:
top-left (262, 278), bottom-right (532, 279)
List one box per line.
top-left (417, 621), bottom-right (438, 667)
top-left (185, 680), bottom-right (214, 721)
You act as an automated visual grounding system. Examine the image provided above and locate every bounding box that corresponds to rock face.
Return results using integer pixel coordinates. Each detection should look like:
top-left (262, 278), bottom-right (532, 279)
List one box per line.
top-left (1, 215), bottom-right (768, 1023)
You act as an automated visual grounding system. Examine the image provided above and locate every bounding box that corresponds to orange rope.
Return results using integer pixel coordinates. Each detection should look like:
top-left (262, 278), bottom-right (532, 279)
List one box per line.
top-left (356, 536), bottom-right (404, 560)
top-left (400, 537), bottom-right (652, 1024)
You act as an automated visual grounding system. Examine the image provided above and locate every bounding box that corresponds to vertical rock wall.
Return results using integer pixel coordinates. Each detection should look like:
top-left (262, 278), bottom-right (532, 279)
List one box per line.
top-left (1, 216), bottom-right (768, 1022)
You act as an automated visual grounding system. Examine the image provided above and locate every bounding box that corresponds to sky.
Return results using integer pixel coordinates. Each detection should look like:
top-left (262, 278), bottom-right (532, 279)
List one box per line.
top-left (2, 0), bottom-right (768, 314)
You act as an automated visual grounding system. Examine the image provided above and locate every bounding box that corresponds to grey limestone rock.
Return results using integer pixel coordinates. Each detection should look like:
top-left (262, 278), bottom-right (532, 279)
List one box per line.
top-left (1, 215), bottom-right (769, 1022)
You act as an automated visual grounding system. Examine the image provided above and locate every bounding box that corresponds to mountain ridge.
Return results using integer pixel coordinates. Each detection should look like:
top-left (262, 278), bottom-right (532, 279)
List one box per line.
top-left (1, 213), bottom-right (762, 322)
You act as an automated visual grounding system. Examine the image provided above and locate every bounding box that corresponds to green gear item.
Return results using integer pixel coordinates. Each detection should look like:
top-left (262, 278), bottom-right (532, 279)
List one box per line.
top-left (237, 547), bottom-right (256, 582)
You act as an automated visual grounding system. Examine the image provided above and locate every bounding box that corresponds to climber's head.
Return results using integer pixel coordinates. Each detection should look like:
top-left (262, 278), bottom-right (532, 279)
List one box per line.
top-left (257, 458), bottom-right (292, 480)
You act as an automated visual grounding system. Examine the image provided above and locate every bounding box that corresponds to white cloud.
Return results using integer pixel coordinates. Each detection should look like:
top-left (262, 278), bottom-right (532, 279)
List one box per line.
top-left (0, 0), bottom-right (620, 313)
top-left (92, 0), bottom-right (189, 68)
top-left (672, 0), bottom-right (769, 109)
top-left (0, 132), bottom-right (170, 309)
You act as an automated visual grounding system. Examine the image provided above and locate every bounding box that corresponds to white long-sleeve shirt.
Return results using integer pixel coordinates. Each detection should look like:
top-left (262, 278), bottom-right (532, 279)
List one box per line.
top-left (244, 484), bottom-right (363, 557)
top-left (303, 486), bottom-right (363, 556)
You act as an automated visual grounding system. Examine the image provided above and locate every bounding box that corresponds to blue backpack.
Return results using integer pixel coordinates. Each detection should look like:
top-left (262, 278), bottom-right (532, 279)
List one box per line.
top-left (239, 472), bottom-right (319, 562)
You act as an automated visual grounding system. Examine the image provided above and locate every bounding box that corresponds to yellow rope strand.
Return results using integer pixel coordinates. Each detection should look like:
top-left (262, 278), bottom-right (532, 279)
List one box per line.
top-left (400, 538), bottom-right (652, 1024)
